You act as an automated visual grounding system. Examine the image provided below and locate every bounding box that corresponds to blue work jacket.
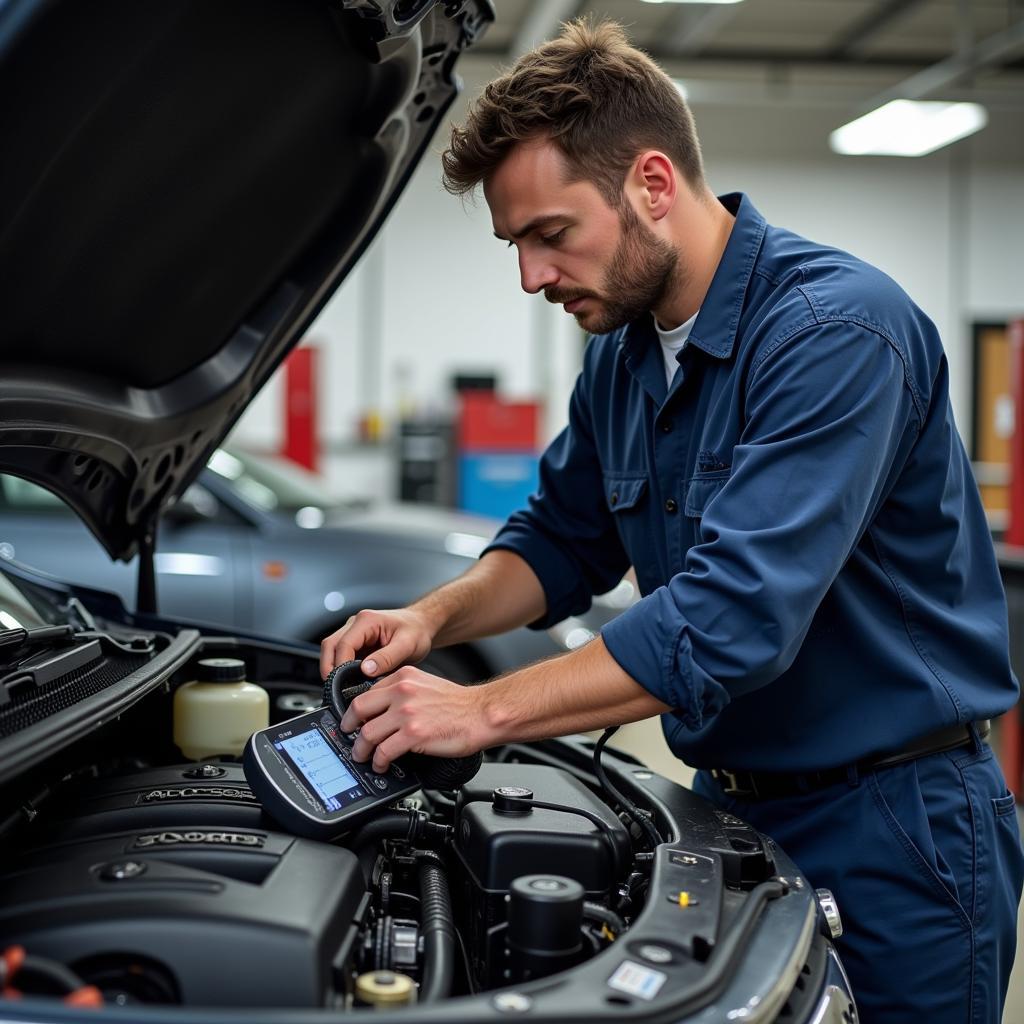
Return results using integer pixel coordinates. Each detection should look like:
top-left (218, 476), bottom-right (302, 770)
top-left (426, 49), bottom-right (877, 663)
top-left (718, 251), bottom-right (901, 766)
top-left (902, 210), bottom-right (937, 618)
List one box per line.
top-left (486, 193), bottom-right (1017, 772)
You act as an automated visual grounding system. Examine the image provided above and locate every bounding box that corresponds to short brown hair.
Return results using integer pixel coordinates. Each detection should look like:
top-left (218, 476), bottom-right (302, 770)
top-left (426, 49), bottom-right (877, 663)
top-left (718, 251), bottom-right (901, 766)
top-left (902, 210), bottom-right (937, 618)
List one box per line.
top-left (442, 18), bottom-right (704, 205)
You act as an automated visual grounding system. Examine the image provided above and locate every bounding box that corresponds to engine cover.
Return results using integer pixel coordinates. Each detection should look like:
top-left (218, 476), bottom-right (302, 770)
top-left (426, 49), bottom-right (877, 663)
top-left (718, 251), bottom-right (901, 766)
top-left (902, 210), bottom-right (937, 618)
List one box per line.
top-left (33, 763), bottom-right (268, 840)
top-left (0, 767), bottom-right (366, 1007)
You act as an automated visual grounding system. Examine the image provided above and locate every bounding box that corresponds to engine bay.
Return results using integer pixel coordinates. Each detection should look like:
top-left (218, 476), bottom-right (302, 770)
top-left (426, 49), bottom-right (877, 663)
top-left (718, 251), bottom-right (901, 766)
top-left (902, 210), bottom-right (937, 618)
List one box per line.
top-left (0, 589), bottom-right (850, 1023)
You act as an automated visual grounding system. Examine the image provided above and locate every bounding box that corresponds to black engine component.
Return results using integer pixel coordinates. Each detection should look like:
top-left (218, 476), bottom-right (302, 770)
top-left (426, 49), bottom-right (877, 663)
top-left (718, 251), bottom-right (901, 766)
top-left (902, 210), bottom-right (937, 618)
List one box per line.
top-left (507, 875), bottom-right (586, 983)
top-left (455, 763), bottom-right (630, 893)
top-left (0, 830), bottom-right (365, 1007)
top-left (453, 763), bottom-right (630, 989)
top-left (30, 763), bottom-right (266, 842)
top-left (364, 915), bottom-right (420, 978)
top-left (0, 751), bottom-right (637, 1007)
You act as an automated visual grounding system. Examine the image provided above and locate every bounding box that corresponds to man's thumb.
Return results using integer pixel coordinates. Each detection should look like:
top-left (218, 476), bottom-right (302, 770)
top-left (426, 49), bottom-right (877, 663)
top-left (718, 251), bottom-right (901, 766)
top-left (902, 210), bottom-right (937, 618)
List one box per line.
top-left (361, 643), bottom-right (405, 677)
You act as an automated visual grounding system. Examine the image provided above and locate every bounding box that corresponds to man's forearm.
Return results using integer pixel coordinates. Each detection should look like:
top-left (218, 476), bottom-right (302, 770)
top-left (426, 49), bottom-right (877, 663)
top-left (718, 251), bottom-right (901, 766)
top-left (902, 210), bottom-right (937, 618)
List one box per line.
top-left (320, 549), bottom-right (550, 679)
top-left (477, 634), bottom-right (672, 745)
top-left (341, 632), bottom-right (674, 771)
top-left (412, 549), bottom-right (548, 648)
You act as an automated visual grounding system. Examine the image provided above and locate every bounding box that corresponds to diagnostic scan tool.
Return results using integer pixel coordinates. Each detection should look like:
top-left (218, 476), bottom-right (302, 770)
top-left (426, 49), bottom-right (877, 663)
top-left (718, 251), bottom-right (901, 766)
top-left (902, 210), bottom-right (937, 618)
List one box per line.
top-left (244, 660), bottom-right (480, 839)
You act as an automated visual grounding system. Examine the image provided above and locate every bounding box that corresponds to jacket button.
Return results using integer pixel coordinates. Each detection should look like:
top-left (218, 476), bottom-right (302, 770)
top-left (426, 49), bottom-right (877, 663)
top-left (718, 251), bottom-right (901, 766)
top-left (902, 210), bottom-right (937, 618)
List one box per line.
top-left (610, 492), bottom-right (619, 506)
top-left (661, 421), bottom-right (673, 434)
top-left (665, 498), bottom-right (678, 514)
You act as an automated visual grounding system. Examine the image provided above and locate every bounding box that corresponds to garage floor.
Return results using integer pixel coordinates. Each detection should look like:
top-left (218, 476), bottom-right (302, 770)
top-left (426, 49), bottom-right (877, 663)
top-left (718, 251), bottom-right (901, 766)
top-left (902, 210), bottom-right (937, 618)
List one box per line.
top-left (609, 719), bottom-right (1024, 1022)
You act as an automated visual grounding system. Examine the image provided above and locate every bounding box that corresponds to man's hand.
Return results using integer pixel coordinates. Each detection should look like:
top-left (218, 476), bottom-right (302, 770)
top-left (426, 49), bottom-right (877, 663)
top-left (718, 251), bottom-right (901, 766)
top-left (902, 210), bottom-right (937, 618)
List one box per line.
top-left (340, 667), bottom-right (488, 772)
top-left (337, 636), bottom-right (672, 774)
top-left (319, 552), bottom-right (547, 680)
top-left (319, 608), bottom-right (435, 680)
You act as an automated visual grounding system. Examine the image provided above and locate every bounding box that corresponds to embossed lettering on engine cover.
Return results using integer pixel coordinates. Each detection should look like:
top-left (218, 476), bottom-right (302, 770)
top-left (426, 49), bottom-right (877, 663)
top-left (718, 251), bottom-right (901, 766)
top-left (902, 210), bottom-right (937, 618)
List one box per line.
top-left (139, 787), bottom-right (257, 803)
top-left (131, 831), bottom-right (266, 849)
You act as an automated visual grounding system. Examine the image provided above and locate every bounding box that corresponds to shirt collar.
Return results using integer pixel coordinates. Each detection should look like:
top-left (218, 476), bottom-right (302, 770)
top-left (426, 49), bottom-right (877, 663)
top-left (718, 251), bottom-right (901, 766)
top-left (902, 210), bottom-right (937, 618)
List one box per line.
top-left (619, 192), bottom-right (767, 362)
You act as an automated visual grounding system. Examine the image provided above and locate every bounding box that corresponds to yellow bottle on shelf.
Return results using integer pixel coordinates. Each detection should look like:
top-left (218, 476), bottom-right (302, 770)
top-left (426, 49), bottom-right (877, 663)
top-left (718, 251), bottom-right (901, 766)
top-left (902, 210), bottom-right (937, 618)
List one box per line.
top-left (173, 657), bottom-right (269, 761)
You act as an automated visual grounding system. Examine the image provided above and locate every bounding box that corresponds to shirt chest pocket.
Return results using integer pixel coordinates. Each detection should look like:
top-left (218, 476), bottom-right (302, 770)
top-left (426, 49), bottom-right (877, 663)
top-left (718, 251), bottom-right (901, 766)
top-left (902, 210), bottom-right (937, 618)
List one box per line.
top-left (604, 474), bottom-right (650, 547)
top-left (684, 470), bottom-right (730, 519)
top-left (604, 474), bottom-right (658, 582)
top-left (605, 475), bottom-right (648, 514)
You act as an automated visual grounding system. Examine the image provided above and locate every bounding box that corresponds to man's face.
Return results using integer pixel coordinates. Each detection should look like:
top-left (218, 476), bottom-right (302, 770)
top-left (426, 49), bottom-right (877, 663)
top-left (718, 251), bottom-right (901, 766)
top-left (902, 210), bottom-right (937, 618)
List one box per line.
top-left (485, 139), bottom-right (678, 334)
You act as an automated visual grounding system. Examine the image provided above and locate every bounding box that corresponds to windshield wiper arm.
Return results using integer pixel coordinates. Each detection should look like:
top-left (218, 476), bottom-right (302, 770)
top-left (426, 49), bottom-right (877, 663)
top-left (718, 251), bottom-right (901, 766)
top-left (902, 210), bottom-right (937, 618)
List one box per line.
top-left (0, 625), bottom-right (75, 657)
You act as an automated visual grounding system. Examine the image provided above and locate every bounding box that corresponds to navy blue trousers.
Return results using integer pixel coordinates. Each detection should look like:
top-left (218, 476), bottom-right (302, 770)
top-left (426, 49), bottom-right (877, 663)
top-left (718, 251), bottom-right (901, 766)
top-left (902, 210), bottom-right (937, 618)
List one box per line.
top-left (693, 735), bottom-right (1024, 1023)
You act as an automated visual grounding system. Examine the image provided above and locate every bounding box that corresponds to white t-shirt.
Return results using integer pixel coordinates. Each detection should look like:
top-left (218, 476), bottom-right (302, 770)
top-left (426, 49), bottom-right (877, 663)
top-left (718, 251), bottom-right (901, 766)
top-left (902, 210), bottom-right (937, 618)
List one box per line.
top-left (655, 310), bottom-right (699, 387)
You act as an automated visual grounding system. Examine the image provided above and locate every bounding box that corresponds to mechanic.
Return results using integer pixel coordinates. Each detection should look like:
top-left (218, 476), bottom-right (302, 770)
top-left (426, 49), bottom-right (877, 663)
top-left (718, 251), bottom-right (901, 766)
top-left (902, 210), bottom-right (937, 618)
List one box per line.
top-left (321, 19), bottom-right (1024, 1023)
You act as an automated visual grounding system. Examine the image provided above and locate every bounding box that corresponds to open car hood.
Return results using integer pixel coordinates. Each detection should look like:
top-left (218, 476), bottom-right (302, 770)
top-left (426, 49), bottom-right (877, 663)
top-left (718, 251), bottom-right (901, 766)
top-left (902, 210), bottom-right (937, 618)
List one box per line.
top-left (0, 0), bottom-right (492, 561)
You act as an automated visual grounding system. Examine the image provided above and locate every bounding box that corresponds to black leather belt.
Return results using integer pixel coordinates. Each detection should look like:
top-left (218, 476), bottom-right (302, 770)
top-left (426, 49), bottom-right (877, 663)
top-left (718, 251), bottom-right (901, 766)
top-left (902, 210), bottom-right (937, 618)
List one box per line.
top-left (708, 720), bottom-right (990, 800)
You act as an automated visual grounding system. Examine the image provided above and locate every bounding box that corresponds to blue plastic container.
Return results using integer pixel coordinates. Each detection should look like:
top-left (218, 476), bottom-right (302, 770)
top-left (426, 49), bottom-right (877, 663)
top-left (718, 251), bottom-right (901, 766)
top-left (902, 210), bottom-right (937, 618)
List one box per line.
top-left (458, 452), bottom-right (540, 520)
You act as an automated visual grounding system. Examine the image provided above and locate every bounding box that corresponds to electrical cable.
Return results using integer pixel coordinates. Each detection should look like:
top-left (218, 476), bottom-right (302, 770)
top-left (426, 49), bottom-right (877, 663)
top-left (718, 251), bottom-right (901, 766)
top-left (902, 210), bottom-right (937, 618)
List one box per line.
top-left (454, 923), bottom-right (477, 995)
top-left (593, 726), bottom-right (662, 850)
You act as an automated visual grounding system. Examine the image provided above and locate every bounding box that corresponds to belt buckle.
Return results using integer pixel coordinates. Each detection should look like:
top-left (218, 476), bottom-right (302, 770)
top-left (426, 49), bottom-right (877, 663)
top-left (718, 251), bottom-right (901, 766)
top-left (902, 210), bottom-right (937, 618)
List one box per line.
top-left (712, 769), bottom-right (757, 798)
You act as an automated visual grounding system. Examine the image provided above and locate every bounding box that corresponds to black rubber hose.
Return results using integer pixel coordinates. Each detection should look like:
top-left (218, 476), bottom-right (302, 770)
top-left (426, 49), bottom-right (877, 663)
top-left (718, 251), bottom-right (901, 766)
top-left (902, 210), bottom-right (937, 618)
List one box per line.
top-left (415, 850), bottom-right (456, 1003)
top-left (349, 811), bottom-right (452, 882)
top-left (582, 901), bottom-right (627, 938)
top-left (349, 811), bottom-right (418, 851)
top-left (349, 810), bottom-right (452, 851)
top-left (17, 954), bottom-right (87, 995)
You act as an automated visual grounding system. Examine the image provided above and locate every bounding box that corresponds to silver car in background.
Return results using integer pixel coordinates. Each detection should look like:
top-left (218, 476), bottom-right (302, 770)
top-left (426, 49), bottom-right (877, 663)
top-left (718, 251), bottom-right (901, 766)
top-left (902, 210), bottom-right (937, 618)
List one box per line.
top-left (0, 447), bottom-right (631, 680)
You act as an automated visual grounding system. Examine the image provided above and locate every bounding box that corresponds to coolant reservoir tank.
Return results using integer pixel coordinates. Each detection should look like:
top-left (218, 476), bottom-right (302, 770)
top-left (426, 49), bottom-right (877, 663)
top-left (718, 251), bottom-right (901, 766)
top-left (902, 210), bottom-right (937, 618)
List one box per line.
top-left (173, 657), bottom-right (269, 760)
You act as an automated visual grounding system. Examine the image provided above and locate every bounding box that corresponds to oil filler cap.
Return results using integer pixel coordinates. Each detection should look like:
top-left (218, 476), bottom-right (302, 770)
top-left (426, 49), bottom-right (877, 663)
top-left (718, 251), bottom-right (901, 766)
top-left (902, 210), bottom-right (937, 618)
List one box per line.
top-left (492, 786), bottom-right (534, 815)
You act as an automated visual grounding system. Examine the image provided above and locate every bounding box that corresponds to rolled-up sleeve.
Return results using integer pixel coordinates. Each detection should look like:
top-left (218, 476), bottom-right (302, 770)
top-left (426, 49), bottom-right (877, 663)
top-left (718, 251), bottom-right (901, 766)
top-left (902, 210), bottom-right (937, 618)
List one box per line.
top-left (601, 322), bottom-right (919, 729)
top-left (484, 349), bottom-right (632, 629)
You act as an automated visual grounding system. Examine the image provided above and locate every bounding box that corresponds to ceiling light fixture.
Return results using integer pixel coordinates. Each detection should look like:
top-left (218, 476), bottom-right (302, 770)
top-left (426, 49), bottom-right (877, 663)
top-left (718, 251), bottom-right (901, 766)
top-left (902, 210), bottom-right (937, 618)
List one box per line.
top-left (830, 99), bottom-right (988, 157)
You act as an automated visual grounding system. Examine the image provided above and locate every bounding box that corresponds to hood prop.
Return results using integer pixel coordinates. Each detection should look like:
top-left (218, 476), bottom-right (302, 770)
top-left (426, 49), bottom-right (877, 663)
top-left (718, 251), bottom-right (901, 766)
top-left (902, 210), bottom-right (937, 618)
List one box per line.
top-left (135, 522), bottom-right (158, 616)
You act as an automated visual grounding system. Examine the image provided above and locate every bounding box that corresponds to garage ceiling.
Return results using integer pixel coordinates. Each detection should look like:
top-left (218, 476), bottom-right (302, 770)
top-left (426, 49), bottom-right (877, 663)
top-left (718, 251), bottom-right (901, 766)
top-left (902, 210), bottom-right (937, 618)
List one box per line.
top-left (470, 0), bottom-right (1024, 113)
top-left (477, 1), bottom-right (1021, 71)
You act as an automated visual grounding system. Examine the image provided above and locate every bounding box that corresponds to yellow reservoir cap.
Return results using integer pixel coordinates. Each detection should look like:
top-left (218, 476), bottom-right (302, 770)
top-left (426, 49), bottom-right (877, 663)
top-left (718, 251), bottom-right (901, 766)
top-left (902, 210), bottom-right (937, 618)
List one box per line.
top-left (354, 971), bottom-right (416, 1007)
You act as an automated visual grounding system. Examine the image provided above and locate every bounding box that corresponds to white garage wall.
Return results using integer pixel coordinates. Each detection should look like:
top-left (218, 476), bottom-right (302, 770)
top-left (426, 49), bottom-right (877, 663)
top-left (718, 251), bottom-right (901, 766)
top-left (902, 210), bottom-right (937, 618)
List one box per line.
top-left (966, 166), bottom-right (1024, 321)
top-left (232, 66), bottom-right (1024, 499)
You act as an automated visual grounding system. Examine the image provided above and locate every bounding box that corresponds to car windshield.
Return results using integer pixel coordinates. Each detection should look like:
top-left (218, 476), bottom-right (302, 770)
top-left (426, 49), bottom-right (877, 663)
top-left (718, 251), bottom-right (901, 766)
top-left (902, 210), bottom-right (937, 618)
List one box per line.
top-left (206, 448), bottom-right (333, 513)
